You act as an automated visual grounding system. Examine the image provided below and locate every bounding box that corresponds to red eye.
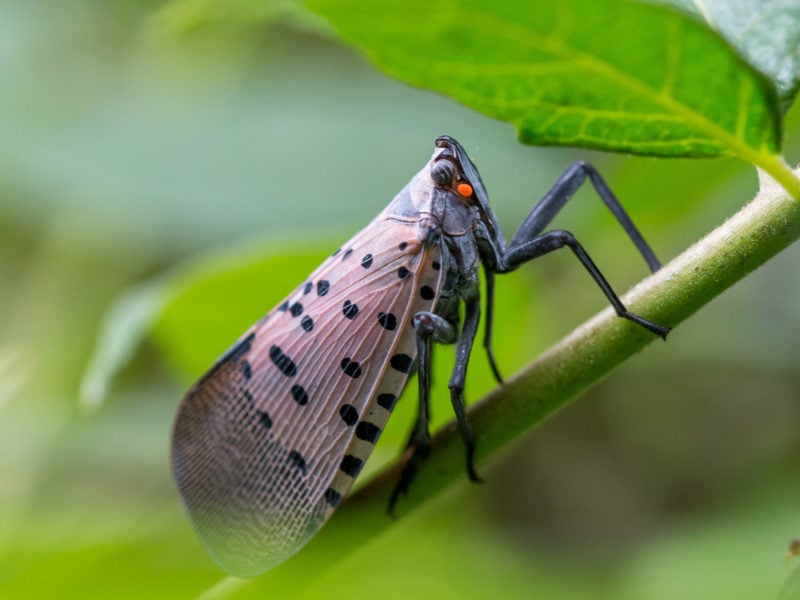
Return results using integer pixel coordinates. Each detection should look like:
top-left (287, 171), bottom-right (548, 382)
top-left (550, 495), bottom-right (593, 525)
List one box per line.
top-left (457, 182), bottom-right (473, 197)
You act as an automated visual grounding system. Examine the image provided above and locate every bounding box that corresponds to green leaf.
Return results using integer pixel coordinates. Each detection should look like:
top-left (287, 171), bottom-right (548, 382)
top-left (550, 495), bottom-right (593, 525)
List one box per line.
top-left (670, 0), bottom-right (800, 112)
top-left (79, 281), bottom-right (171, 410)
top-left (78, 242), bottom-right (334, 408)
top-left (152, 245), bottom-right (331, 378)
top-left (781, 564), bottom-right (800, 600)
top-left (146, 0), bottom-right (325, 36)
top-left (306, 0), bottom-right (782, 159)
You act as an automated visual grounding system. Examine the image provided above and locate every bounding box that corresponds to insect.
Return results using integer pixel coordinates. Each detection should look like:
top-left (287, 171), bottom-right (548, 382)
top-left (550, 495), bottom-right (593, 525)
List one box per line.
top-left (172, 135), bottom-right (670, 577)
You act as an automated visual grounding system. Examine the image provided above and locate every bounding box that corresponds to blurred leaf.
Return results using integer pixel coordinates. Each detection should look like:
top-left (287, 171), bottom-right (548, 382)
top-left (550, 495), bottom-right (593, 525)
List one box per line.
top-left (79, 241), bottom-right (337, 407)
top-left (148, 0), bottom-right (328, 36)
top-left (617, 485), bottom-right (800, 600)
top-left (670, 0), bottom-right (800, 112)
top-left (306, 0), bottom-right (782, 159)
top-left (781, 565), bottom-right (800, 600)
top-left (302, 492), bottom-right (599, 600)
top-left (152, 244), bottom-right (332, 378)
top-left (79, 282), bottom-right (170, 410)
top-left (0, 344), bottom-right (31, 411)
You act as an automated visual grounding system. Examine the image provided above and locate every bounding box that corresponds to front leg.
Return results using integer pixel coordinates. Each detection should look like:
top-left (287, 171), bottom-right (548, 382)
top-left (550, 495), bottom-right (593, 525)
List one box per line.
top-left (507, 161), bottom-right (662, 272)
top-left (477, 161), bottom-right (670, 382)
top-left (502, 229), bottom-right (669, 338)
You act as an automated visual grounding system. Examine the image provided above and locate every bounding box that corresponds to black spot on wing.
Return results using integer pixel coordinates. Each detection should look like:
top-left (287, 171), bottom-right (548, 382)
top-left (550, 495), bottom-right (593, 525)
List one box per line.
top-left (287, 450), bottom-right (307, 474)
top-left (342, 300), bottom-right (359, 320)
top-left (390, 353), bottom-right (413, 373)
top-left (339, 404), bottom-right (358, 426)
top-left (340, 357), bottom-right (362, 378)
top-left (324, 487), bottom-right (341, 507)
top-left (269, 345), bottom-right (297, 377)
top-left (340, 454), bottom-right (364, 477)
top-left (317, 280), bottom-right (330, 296)
top-left (377, 312), bottom-right (397, 330)
top-left (241, 360), bottom-right (252, 380)
top-left (196, 332), bottom-right (255, 385)
top-left (356, 421), bottom-right (381, 443)
top-left (377, 393), bottom-right (397, 411)
top-left (256, 409), bottom-right (272, 430)
top-left (226, 333), bottom-right (255, 361)
top-left (290, 384), bottom-right (309, 406)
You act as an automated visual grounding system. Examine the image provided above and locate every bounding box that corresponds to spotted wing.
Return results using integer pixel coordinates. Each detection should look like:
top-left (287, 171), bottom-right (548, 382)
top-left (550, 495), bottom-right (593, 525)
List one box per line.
top-left (171, 216), bottom-right (443, 577)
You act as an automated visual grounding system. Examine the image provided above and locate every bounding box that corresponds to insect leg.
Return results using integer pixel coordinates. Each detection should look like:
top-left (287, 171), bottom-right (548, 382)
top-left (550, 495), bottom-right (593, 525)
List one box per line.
top-left (389, 311), bottom-right (456, 513)
top-left (502, 229), bottom-right (669, 338)
top-left (449, 289), bottom-right (482, 483)
top-left (506, 161), bottom-right (662, 273)
top-left (483, 269), bottom-right (503, 383)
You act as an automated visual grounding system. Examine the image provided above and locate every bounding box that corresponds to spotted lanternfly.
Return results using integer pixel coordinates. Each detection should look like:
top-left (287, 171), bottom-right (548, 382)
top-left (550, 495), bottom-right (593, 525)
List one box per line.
top-left (172, 135), bottom-right (670, 577)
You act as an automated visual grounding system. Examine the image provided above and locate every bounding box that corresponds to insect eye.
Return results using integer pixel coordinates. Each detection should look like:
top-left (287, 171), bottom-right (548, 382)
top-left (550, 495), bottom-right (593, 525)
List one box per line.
top-left (431, 161), bottom-right (454, 185)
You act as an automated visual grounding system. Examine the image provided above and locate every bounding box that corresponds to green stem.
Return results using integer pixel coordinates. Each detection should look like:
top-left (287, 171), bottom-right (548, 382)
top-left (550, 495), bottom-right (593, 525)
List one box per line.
top-left (201, 163), bottom-right (800, 599)
top-left (754, 152), bottom-right (800, 199)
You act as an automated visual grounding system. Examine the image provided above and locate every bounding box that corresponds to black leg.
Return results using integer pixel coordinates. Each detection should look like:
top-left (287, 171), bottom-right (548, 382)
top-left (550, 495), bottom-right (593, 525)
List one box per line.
top-left (448, 290), bottom-right (482, 483)
top-left (389, 311), bottom-right (456, 514)
top-left (504, 229), bottom-right (669, 338)
top-left (506, 161), bottom-right (662, 274)
top-left (483, 269), bottom-right (503, 384)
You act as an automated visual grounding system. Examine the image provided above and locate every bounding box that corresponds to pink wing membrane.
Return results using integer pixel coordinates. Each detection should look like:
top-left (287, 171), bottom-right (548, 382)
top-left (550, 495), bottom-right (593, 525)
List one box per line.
top-left (172, 216), bottom-right (443, 576)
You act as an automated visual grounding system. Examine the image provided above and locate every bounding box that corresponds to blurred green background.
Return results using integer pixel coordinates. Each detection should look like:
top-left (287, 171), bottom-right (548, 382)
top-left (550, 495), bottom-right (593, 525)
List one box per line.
top-left (1, 2), bottom-right (799, 599)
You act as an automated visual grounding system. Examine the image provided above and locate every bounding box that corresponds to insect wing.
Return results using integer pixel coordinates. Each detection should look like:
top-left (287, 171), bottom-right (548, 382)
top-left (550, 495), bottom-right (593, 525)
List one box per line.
top-left (172, 216), bottom-right (442, 576)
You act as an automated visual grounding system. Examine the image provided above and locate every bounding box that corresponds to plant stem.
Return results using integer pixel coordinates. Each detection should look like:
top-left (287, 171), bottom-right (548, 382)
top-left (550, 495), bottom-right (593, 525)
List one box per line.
top-left (754, 153), bottom-right (800, 200)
